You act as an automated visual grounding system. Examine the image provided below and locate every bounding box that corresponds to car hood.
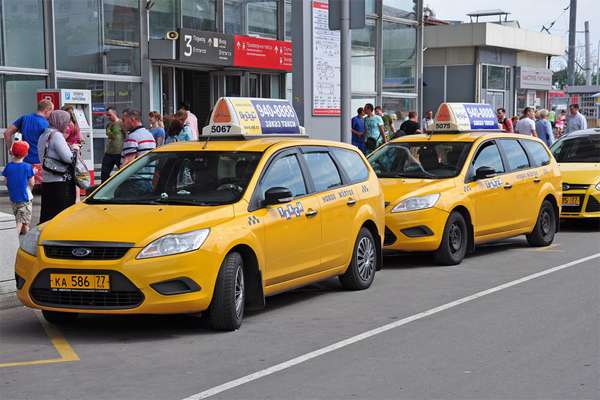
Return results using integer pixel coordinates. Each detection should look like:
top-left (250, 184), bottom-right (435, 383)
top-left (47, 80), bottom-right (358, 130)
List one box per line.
top-left (379, 178), bottom-right (455, 205)
top-left (558, 163), bottom-right (600, 184)
top-left (39, 202), bottom-right (235, 247)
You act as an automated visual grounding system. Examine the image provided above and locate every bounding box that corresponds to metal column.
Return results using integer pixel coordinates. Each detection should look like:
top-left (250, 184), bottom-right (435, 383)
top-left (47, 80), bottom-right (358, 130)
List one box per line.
top-left (339, 0), bottom-right (351, 143)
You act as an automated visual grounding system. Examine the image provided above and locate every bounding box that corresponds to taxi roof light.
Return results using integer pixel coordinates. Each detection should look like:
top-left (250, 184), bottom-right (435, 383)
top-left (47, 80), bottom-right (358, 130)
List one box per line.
top-left (432, 102), bottom-right (501, 134)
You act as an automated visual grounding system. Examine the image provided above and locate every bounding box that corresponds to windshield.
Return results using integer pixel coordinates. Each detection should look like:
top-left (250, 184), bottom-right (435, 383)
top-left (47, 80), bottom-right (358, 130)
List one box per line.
top-left (368, 142), bottom-right (472, 179)
top-left (88, 151), bottom-right (262, 205)
top-left (551, 135), bottom-right (600, 163)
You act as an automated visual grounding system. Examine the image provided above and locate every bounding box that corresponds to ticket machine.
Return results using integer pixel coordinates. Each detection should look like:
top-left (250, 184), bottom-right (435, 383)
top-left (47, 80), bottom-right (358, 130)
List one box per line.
top-left (37, 89), bottom-right (94, 184)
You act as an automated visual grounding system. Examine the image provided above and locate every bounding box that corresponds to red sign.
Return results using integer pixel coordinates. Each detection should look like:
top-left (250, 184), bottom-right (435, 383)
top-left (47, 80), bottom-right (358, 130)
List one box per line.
top-left (233, 35), bottom-right (292, 72)
top-left (36, 90), bottom-right (60, 109)
top-left (549, 90), bottom-right (566, 98)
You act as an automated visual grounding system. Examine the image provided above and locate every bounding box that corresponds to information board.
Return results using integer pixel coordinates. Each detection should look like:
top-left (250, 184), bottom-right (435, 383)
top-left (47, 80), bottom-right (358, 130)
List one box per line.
top-left (312, 0), bottom-right (341, 116)
top-left (251, 99), bottom-right (301, 134)
top-left (434, 103), bottom-right (500, 132)
top-left (233, 36), bottom-right (292, 72)
top-left (178, 29), bottom-right (234, 66)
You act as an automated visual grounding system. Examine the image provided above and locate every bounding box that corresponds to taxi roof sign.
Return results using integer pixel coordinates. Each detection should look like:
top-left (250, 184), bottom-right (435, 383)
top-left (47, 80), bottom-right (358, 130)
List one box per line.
top-left (203, 97), bottom-right (305, 136)
top-left (433, 103), bottom-right (500, 132)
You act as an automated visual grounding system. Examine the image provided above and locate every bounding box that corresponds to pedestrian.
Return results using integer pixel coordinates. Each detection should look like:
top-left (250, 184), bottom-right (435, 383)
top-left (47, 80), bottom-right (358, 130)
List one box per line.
top-left (38, 110), bottom-right (78, 224)
top-left (363, 103), bottom-right (387, 153)
top-left (2, 141), bottom-right (34, 235)
top-left (148, 111), bottom-right (166, 147)
top-left (165, 110), bottom-right (192, 144)
top-left (121, 109), bottom-right (156, 167)
top-left (496, 107), bottom-right (513, 132)
top-left (351, 107), bottom-right (366, 153)
top-left (421, 110), bottom-right (434, 132)
top-left (555, 109), bottom-right (567, 137)
top-left (548, 107), bottom-right (556, 129)
top-left (3, 100), bottom-right (54, 186)
top-left (565, 103), bottom-right (587, 134)
top-left (179, 102), bottom-right (199, 140)
top-left (535, 109), bottom-right (554, 147)
top-left (375, 106), bottom-right (395, 140)
top-left (514, 107), bottom-right (537, 136)
top-left (511, 115), bottom-right (519, 128)
top-left (61, 105), bottom-right (82, 147)
top-left (399, 111), bottom-right (422, 135)
top-left (100, 106), bottom-right (125, 182)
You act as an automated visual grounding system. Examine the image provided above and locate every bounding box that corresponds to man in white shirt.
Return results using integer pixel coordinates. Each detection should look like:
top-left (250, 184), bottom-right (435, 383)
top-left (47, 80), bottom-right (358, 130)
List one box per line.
top-left (421, 110), bottom-right (434, 131)
top-left (514, 107), bottom-right (537, 137)
top-left (565, 103), bottom-right (588, 134)
top-left (179, 102), bottom-right (199, 140)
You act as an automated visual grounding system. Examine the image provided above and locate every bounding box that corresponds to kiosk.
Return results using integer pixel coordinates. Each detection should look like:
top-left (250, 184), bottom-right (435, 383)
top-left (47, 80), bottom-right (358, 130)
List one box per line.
top-left (36, 89), bottom-right (95, 185)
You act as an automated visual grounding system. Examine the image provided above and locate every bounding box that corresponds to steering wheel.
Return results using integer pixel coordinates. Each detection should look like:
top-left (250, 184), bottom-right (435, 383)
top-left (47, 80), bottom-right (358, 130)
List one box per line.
top-left (216, 183), bottom-right (243, 193)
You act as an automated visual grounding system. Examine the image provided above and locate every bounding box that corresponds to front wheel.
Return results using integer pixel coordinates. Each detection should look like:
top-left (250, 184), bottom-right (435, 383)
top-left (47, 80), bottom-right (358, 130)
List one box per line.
top-left (208, 252), bottom-right (245, 331)
top-left (339, 228), bottom-right (377, 290)
top-left (42, 310), bottom-right (78, 325)
top-left (526, 200), bottom-right (556, 247)
top-left (434, 211), bottom-right (468, 265)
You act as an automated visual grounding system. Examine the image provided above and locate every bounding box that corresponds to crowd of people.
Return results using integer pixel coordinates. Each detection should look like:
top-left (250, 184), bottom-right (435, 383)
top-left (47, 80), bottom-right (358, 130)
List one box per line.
top-left (2, 100), bottom-right (199, 235)
top-left (351, 102), bottom-right (589, 154)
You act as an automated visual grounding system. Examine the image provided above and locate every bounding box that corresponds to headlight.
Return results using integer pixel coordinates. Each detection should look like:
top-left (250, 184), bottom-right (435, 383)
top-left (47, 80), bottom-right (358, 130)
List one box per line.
top-left (20, 226), bottom-right (41, 256)
top-left (137, 229), bottom-right (210, 259)
top-left (392, 193), bottom-right (440, 213)
top-left (595, 182), bottom-right (600, 191)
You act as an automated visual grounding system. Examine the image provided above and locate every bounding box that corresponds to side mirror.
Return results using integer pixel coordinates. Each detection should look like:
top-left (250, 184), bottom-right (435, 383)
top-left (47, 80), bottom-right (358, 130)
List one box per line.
top-left (475, 166), bottom-right (496, 180)
top-left (264, 187), bottom-right (293, 206)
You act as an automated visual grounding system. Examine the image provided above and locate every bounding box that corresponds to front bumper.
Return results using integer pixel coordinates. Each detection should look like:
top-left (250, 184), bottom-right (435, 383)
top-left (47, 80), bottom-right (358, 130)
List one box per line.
top-left (383, 207), bottom-right (449, 252)
top-left (560, 190), bottom-right (600, 219)
top-left (15, 246), bottom-right (223, 314)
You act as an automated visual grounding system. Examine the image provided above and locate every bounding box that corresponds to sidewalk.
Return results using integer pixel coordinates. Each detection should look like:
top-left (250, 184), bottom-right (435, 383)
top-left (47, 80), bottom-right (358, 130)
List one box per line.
top-left (0, 210), bottom-right (19, 309)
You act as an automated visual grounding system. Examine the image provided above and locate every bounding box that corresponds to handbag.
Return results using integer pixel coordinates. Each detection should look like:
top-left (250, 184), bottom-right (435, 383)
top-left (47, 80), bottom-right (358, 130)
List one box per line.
top-left (42, 130), bottom-right (71, 177)
top-left (73, 152), bottom-right (91, 190)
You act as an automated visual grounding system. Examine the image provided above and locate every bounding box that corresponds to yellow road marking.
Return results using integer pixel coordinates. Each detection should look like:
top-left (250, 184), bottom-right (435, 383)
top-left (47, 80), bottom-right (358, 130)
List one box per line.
top-left (534, 243), bottom-right (562, 252)
top-left (0, 311), bottom-right (79, 368)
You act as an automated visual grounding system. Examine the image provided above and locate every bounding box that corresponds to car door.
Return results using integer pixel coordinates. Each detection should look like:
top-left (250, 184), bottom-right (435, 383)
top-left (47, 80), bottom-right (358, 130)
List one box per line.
top-left (465, 140), bottom-right (516, 237)
top-left (299, 147), bottom-right (355, 271)
top-left (497, 139), bottom-right (536, 229)
top-left (252, 149), bottom-right (323, 286)
top-left (520, 139), bottom-right (553, 225)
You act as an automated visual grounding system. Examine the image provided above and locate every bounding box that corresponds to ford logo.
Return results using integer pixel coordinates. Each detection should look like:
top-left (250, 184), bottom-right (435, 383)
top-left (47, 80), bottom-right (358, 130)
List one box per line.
top-left (72, 248), bottom-right (92, 257)
top-left (562, 183), bottom-right (570, 191)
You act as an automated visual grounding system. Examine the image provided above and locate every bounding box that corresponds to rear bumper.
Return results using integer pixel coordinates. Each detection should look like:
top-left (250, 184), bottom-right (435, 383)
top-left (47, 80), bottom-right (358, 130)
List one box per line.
top-left (15, 246), bottom-right (222, 314)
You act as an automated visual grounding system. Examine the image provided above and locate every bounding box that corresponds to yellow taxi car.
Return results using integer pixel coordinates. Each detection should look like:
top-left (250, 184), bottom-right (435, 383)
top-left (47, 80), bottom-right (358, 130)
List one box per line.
top-left (550, 129), bottom-right (600, 219)
top-left (15, 98), bottom-right (384, 331)
top-left (368, 102), bottom-right (562, 265)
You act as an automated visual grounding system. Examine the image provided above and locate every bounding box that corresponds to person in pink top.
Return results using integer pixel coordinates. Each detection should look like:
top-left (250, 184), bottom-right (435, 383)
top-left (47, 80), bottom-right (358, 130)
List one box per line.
top-left (62, 105), bottom-right (82, 146)
top-left (179, 102), bottom-right (198, 140)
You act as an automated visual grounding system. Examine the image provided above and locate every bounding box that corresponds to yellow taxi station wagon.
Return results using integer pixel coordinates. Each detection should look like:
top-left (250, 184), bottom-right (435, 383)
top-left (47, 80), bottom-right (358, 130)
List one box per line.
top-left (368, 103), bottom-right (562, 265)
top-left (15, 98), bottom-right (385, 331)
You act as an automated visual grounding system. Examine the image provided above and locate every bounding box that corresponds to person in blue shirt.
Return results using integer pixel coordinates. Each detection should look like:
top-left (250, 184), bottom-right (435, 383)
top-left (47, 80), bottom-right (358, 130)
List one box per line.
top-left (148, 111), bottom-right (166, 146)
top-left (165, 110), bottom-right (193, 144)
top-left (364, 103), bottom-right (387, 153)
top-left (351, 107), bottom-right (366, 153)
top-left (3, 100), bottom-right (53, 165)
top-left (2, 141), bottom-right (35, 235)
top-left (535, 109), bottom-right (555, 147)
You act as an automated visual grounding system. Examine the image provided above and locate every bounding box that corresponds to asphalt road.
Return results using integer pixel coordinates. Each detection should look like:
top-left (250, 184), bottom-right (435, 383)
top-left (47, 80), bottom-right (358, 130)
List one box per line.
top-left (1, 222), bottom-right (599, 400)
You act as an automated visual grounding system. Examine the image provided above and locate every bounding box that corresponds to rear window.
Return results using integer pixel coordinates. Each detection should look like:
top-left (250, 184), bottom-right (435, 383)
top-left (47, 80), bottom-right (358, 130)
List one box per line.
top-left (302, 152), bottom-right (343, 192)
top-left (521, 140), bottom-right (551, 167)
top-left (550, 135), bottom-right (600, 163)
top-left (331, 148), bottom-right (369, 183)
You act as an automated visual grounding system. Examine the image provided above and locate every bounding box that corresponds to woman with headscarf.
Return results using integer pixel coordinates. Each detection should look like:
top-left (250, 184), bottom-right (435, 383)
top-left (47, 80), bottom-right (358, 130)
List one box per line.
top-left (37, 110), bottom-right (79, 223)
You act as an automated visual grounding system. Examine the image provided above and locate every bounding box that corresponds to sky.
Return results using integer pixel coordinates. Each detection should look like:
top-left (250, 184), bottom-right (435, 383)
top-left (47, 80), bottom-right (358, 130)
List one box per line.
top-left (425, 0), bottom-right (600, 71)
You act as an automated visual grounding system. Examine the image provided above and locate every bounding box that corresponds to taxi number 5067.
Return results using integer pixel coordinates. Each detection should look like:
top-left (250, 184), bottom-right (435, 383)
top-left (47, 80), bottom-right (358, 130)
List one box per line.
top-left (211, 125), bottom-right (232, 133)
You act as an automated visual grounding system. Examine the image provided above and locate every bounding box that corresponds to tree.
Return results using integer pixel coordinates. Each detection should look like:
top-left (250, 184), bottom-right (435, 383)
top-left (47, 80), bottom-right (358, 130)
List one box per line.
top-left (552, 68), bottom-right (586, 89)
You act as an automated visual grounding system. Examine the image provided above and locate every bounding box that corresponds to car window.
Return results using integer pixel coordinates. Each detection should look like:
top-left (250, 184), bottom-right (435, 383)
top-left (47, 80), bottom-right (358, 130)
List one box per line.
top-left (521, 140), bottom-right (551, 167)
top-left (331, 148), bottom-right (369, 183)
top-left (472, 141), bottom-right (505, 174)
top-left (261, 154), bottom-right (307, 197)
top-left (498, 139), bottom-right (530, 171)
top-left (550, 135), bottom-right (600, 163)
top-left (302, 152), bottom-right (343, 192)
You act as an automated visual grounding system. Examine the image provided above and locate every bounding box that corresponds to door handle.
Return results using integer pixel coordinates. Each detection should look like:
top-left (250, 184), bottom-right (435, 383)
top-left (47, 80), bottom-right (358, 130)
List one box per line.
top-left (346, 198), bottom-right (357, 207)
top-left (533, 177), bottom-right (541, 183)
top-left (503, 182), bottom-right (513, 189)
top-left (305, 209), bottom-right (318, 218)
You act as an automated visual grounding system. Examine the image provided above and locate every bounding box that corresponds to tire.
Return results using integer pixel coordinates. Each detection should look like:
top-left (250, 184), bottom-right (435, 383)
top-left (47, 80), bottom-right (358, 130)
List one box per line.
top-left (526, 200), bottom-right (556, 247)
top-left (434, 211), bottom-right (468, 265)
top-left (42, 310), bottom-right (78, 325)
top-left (208, 252), bottom-right (245, 331)
top-left (339, 228), bottom-right (377, 290)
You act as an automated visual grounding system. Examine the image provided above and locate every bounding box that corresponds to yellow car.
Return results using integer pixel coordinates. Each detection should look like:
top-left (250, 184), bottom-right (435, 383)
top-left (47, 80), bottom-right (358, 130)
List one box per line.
top-left (550, 129), bottom-right (600, 219)
top-left (15, 98), bottom-right (385, 331)
top-left (368, 102), bottom-right (562, 265)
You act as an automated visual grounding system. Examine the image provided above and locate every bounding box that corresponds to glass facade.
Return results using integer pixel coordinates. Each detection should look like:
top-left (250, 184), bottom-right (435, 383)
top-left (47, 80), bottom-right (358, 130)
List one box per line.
top-left (0, 0), bottom-right (45, 68)
top-left (182, 0), bottom-right (216, 32)
top-left (382, 22), bottom-right (416, 93)
top-left (352, 20), bottom-right (377, 93)
top-left (149, 0), bottom-right (178, 39)
top-left (225, 0), bottom-right (278, 38)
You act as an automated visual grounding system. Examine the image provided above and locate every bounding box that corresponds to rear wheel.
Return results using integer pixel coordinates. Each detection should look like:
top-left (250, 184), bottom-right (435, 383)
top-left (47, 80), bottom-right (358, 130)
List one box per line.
top-left (434, 212), bottom-right (468, 265)
top-left (208, 252), bottom-right (245, 331)
top-left (339, 228), bottom-right (377, 290)
top-left (526, 200), bottom-right (556, 247)
top-left (42, 310), bottom-right (78, 325)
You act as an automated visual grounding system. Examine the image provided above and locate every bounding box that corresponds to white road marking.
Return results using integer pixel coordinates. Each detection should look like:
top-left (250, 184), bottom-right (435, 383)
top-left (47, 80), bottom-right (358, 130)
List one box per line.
top-left (181, 253), bottom-right (600, 400)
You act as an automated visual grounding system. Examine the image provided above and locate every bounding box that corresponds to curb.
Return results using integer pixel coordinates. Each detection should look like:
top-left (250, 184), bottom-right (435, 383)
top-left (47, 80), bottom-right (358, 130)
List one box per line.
top-left (0, 292), bottom-right (20, 310)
